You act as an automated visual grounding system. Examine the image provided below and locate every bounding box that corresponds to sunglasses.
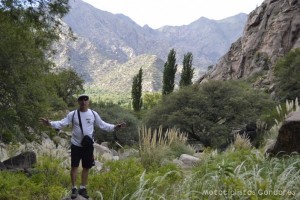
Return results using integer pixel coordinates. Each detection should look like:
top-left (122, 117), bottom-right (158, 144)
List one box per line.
top-left (78, 97), bottom-right (89, 101)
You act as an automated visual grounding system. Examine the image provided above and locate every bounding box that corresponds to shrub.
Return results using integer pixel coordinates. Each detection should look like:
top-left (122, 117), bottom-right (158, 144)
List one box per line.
top-left (143, 80), bottom-right (275, 149)
top-left (91, 101), bottom-right (140, 146)
top-left (0, 156), bottom-right (68, 200)
top-left (88, 158), bottom-right (144, 200)
top-left (273, 48), bottom-right (300, 102)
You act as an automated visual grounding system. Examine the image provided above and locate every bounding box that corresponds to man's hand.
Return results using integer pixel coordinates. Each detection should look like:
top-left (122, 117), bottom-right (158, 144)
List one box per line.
top-left (39, 118), bottom-right (51, 126)
top-left (115, 122), bottom-right (126, 130)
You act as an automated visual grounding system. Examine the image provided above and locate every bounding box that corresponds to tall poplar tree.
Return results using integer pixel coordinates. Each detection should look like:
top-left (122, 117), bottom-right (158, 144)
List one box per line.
top-left (179, 52), bottom-right (194, 88)
top-left (131, 68), bottom-right (143, 111)
top-left (162, 49), bottom-right (177, 95)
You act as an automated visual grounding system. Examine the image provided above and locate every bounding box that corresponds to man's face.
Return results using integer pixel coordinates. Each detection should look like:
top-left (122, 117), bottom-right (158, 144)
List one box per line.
top-left (78, 97), bottom-right (89, 109)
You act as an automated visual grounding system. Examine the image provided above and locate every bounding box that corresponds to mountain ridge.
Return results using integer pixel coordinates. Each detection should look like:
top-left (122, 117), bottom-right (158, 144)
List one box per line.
top-left (53, 0), bottom-right (248, 97)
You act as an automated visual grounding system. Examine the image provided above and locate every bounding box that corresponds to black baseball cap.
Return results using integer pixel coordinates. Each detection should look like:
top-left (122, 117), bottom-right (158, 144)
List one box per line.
top-left (77, 94), bottom-right (89, 100)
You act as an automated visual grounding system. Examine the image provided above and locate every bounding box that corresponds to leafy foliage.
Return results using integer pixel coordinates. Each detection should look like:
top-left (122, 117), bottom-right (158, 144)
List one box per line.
top-left (49, 69), bottom-right (85, 107)
top-left (89, 158), bottom-right (144, 200)
top-left (273, 48), bottom-right (300, 102)
top-left (143, 80), bottom-right (275, 148)
top-left (162, 49), bottom-right (177, 95)
top-left (90, 101), bottom-right (140, 146)
top-left (142, 92), bottom-right (162, 110)
top-left (0, 156), bottom-right (68, 200)
top-left (0, 0), bottom-right (73, 143)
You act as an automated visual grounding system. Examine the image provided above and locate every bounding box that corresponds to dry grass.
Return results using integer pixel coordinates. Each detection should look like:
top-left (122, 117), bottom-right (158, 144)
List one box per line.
top-left (231, 133), bottom-right (252, 150)
top-left (138, 126), bottom-right (190, 169)
top-left (139, 126), bottom-right (188, 152)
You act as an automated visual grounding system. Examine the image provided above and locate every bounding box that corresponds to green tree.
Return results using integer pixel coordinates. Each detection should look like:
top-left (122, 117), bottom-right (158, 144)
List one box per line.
top-left (143, 92), bottom-right (162, 110)
top-left (131, 68), bottom-right (143, 111)
top-left (143, 80), bottom-right (275, 148)
top-left (55, 69), bottom-right (85, 107)
top-left (273, 48), bottom-right (300, 102)
top-left (91, 101), bottom-right (140, 146)
top-left (0, 0), bottom-right (70, 142)
top-left (179, 52), bottom-right (194, 88)
top-left (162, 49), bottom-right (177, 95)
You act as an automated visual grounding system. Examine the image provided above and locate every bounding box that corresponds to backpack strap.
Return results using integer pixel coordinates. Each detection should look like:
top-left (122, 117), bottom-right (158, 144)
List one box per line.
top-left (77, 109), bottom-right (84, 136)
top-left (72, 110), bottom-right (76, 124)
top-left (72, 109), bottom-right (96, 137)
top-left (91, 109), bottom-right (96, 122)
top-left (72, 109), bottom-right (96, 124)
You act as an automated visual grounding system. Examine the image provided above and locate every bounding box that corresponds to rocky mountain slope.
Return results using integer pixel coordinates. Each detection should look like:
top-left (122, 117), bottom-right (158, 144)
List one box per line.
top-left (53, 0), bottom-right (248, 95)
top-left (199, 0), bottom-right (300, 91)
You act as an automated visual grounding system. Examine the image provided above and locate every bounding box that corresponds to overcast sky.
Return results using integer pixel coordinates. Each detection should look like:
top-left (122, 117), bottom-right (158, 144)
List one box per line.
top-left (81, 0), bottom-right (265, 29)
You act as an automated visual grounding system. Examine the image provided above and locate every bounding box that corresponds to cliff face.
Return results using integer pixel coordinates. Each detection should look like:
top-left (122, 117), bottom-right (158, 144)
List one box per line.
top-left (200, 0), bottom-right (300, 85)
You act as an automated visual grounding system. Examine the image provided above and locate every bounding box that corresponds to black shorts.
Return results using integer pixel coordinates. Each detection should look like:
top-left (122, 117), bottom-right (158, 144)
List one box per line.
top-left (71, 144), bottom-right (94, 169)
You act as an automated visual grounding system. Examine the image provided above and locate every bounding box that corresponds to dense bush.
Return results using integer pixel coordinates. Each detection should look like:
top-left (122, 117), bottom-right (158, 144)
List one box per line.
top-left (0, 156), bottom-right (69, 200)
top-left (90, 101), bottom-right (140, 146)
top-left (273, 48), bottom-right (300, 102)
top-left (143, 80), bottom-right (275, 149)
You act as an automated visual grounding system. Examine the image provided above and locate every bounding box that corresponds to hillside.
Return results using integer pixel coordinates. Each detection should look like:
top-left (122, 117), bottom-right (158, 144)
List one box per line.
top-left (199, 0), bottom-right (300, 91)
top-left (52, 0), bottom-right (248, 96)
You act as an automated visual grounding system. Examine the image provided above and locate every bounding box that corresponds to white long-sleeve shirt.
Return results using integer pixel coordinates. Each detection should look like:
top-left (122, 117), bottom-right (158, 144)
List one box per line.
top-left (50, 109), bottom-right (115, 147)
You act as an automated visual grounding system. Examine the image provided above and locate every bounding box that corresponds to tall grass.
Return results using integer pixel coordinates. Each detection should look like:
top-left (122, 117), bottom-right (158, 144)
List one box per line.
top-left (138, 126), bottom-right (193, 170)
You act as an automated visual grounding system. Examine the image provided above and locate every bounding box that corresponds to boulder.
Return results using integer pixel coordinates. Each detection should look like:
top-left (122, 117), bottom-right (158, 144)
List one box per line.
top-left (94, 143), bottom-right (111, 155)
top-left (267, 111), bottom-right (300, 155)
top-left (0, 143), bottom-right (8, 161)
top-left (173, 154), bottom-right (201, 169)
top-left (179, 154), bottom-right (200, 166)
top-left (0, 162), bottom-right (6, 170)
top-left (3, 151), bottom-right (37, 169)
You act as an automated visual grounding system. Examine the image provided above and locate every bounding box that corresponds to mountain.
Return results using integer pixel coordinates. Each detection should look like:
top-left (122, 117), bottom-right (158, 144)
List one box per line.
top-left (199, 0), bottom-right (300, 91)
top-left (53, 0), bottom-right (248, 96)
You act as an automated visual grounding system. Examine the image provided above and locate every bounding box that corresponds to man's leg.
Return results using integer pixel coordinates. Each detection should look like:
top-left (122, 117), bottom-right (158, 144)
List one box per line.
top-left (81, 167), bottom-right (89, 186)
top-left (70, 145), bottom-right (81, 199)
top-left (79, 145), bottom-right (94, 198)
top-left (71, 167), bottom-right (78, 187)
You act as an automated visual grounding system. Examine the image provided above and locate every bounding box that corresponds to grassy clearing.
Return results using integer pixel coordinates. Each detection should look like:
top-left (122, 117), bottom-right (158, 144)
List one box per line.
top-left (1, 121), bottom-right (300, 199)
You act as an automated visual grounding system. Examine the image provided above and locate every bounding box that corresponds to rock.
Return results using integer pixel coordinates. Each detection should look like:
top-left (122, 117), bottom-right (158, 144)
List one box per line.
top-left (199, 0), bottom-right (300, 90)
top-left (100, 142), bottom-right (109, 147)
top-left (0, 143), bottom-right (8, 161)
top-left (119, 148), bottom-right (139, 159)
top-left (179, 154), bottom-right (200, 166)
top-left (94, 160), bottom-right (103, 172)
top-left (173, 154), bottom-right (201, 169)
top-left (94, 143), bottom-right (111, 157)
top-left (3, 151), bottom-right (37, 169)
top-left (267, 111), bottom-right (300, 155)
top-left (0, 162), bottom-right (6, 170)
